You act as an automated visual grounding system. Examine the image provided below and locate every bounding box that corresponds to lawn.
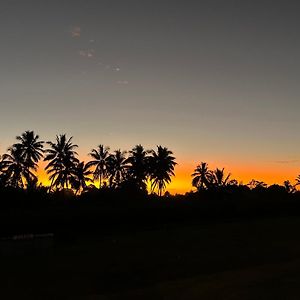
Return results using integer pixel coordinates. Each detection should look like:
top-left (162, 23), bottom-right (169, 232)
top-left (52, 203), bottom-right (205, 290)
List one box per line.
top-left (1, 216), bottom-right (300, 299)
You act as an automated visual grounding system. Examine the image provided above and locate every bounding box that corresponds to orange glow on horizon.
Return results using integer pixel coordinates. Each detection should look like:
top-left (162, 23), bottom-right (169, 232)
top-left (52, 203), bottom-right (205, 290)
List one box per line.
top-left (37, 158), bottom-right (300, 194)
top-left (169, 156), bottom-right (300, 194)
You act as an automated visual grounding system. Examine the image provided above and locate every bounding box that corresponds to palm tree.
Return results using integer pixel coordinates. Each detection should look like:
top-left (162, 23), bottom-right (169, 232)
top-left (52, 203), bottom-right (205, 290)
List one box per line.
top-left (149, 146), bottom-right (177, 196)
top-left (192, 162), bottom-right (210, 191)
top-left (0, 145), bottom-right (33, 188)
top-left (13, 130), bottom-right (44, 185)
top-left (71, 161), bottom-right (93, 194)
top-left (210, 168), bottom-right (232, 187)
top-left (14, 130), bottom-right (44, 168)
top-left (44, 134), bottom-right (79, 191)
top-left (86, 145), bottom-right (110, 188)
top-left (127, 144), bottom-right (149, 190)
top-left (106, 150), bottom-right (128, 188)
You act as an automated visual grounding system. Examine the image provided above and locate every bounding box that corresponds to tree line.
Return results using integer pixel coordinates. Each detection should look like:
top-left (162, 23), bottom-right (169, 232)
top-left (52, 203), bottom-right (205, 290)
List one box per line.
top-left (191, 161), bottom-right (300, 194)
top-left (0, 131), bottom-right (177, 196)
top-left (2, 131), bottom-right (300, 237)
top-left (1, 130), bottom-right (300, 197)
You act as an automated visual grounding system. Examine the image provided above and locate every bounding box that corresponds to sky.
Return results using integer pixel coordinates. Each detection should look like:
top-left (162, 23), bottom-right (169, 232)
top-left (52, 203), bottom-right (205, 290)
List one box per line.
top-left (1, 0), bottom-right (300, 193)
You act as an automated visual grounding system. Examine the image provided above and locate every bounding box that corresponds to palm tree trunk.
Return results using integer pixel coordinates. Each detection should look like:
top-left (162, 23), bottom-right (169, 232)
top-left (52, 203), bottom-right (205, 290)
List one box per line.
top-left (49, 177), bottom-right (55, 193)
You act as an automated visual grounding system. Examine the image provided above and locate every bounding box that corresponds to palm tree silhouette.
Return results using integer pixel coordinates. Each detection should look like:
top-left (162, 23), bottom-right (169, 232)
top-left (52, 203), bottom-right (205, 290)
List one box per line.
top-left (71, 161), bottom-right (93, 194)
top-left (149, 146), bottom-right (177, 196)
top-left (106, 150), bottom-right (128, 188)
top-left (13, 130), bottom-right (44, 185)
top-left (210, 168), bottom-right (232, 187)
top-left (192, 162), bottom-right (210, 190)
top-left (14, 130), bottom-right (44, 167)
top-left (127, 144), bottom-right (150, 191)
top-left (86, 145), bottom-right (110, 189)
top-left (1, 145), bottom-right (33, 188)
top-left (44, 134), bottom-right (79, 191)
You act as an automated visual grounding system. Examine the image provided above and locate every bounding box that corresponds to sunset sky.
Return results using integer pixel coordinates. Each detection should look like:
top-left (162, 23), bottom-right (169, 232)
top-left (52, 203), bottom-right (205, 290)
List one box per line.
top-left (1, 1), bottom-right (300, 193)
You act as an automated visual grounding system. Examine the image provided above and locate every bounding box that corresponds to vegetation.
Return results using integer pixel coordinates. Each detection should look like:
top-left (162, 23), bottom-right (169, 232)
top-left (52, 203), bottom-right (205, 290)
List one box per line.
top-left (2, 131), bottom-right (300, 238)
top-left (0, 131), bottom-right (177, 196)
top-left (86, 144), bottom-right (110, 189)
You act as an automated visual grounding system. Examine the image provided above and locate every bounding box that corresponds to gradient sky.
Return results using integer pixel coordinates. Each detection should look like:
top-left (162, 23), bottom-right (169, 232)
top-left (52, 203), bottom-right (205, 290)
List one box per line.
top-left (1, 0), bottom-right (300, 193)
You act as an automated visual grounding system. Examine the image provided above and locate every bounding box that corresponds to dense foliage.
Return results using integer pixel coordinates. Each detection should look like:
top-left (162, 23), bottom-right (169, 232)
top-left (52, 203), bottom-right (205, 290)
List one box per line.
top-left (0, 131), bottom-right (177, 196)
top-left (1, 131), bottom-right (300, 237)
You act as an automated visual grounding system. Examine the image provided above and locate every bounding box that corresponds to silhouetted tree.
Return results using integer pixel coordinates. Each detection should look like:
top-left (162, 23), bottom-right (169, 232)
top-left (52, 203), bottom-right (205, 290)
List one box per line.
top-left (106, 150), bottom-right (128, 188)
top-left (86, 145), bottom-right (110, 188)
top-left (149, 146), bottom-right (176, 196)
top-left (192, 162), bottom-right (210, 191)
top-left (127, 144), bottom-right (149, 191)
top-left (267, 184), bottom-right (287, 194)
top-left (247, 179), bottom-right (267, 190)
top-left (71, 161), bottom-right (93, 194)
top-left (44, 134), bottom-right (79, 191)
top-left (0, 145), bottom-right (32, 188)
top-left (284, 180), bottom-right (296, 194)
top-left (14, 130), bottom-right (44, 168)
top-left (209, 168), bottom-right (232, 188)
top-left (13, 130), bottom-right (44, 185)
top-left (295, 175), bottom-right (300, 190)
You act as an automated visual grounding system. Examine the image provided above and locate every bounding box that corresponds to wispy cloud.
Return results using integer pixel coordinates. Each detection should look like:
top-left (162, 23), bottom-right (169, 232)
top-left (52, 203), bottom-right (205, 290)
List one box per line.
top-left (117, 80), bottom-right (129, 85)
top-left (70, 26), bottom-right (81, 37)
top-left (274, 160), bottom-right (300, 164)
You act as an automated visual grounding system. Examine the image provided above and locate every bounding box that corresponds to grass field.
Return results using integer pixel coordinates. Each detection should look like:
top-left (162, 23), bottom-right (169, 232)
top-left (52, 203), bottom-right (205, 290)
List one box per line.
top-left (1, 216), bottom-right (300, 299)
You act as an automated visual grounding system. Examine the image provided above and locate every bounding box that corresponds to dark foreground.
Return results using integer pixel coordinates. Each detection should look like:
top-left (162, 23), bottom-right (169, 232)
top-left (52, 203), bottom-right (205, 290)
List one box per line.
top-left (1, 216), bottom-right (300, 299)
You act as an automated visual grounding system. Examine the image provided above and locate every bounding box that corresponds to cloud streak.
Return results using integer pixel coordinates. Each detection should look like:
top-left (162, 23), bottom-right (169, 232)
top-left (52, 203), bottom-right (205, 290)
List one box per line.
top-left (274, 160), bottom-right (300, 164)
top-left (117, 80), bottom-right (129, 85)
